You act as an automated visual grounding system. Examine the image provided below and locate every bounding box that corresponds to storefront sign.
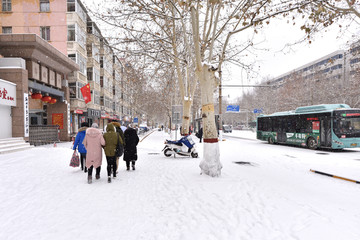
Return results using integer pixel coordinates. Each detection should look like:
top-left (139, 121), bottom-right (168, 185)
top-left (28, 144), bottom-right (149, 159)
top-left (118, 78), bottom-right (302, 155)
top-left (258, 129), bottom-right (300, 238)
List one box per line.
top-left (88, 108), bottom-right (101, 118)
top-left (0, 79), bottom-right (16, 106)
top-left (101, 111), bottom-right (110, 119)
top-left (74, 109), bottom-right (83, 114)
top-left (24, 93), bottom-right (29, 137)
top-left (52, 113), bottom-right (64, 129)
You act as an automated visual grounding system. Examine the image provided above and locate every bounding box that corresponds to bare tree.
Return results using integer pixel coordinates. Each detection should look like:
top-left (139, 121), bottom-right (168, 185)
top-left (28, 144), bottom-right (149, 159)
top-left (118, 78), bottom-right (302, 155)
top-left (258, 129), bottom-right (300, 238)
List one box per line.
top-left (90, 0), bottom-right (337, 177)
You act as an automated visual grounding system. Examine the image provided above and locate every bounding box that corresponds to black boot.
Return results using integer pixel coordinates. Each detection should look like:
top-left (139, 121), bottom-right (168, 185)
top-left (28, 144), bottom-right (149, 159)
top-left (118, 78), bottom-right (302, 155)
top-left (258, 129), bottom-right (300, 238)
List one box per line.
top-left (132, 161), bottom-right (135, 171)
top-left (108, 176), bottom-right (111, 183)
top-left (88, 175), bottom-right (92, 184)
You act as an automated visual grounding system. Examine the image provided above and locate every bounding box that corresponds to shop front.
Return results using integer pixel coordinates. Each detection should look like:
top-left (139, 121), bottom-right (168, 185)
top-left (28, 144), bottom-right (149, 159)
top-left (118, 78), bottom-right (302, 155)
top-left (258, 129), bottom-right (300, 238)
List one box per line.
top-left (0, 79), bottom-right (17, 139)
top-left (0, 34), bottom-right (79, 144)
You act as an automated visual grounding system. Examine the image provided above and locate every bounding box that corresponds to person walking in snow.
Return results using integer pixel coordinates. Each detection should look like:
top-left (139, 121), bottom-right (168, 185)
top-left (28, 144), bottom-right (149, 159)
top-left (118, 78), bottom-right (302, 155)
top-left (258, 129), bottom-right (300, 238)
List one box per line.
top-left (72, 122), bottom-right (89, 172)
top-left (103, 123), bottom-right (124, 183)
top-left (83, 123), bottom-right (105, 184)
top-left (111, 121), bottom-right (125, 173)
top-left (123, 124), bottom-right (139, 171)
top-left (198, 127), bottom-right (203, 143)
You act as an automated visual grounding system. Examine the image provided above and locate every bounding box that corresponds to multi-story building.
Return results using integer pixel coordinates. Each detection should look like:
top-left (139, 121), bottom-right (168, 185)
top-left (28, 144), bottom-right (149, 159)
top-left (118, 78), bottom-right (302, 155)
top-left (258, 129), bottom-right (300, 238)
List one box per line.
top-left (271, 50), bottom-right (346, 88)
top-left (0, 34), bottom-right (78, 142)
top-left (66, 0), bottom-right (89, 133)
top-left (0, 0), bottom-right (138, 142)
top-left (349, 40), bottom-right (360, 80)
top-left (99, 38), bottom-right (114, 129)
top-left (86, 16), bottom-right (102, 127)
top-left (113, 56), bottom-right (123, 121)
top-left (0, 0), bottom-right (68, 54)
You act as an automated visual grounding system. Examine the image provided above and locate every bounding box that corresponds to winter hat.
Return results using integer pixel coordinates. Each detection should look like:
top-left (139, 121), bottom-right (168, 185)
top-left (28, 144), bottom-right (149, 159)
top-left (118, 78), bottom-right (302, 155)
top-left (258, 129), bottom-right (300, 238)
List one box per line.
top-left (91, 123), bottom-right (99, 128)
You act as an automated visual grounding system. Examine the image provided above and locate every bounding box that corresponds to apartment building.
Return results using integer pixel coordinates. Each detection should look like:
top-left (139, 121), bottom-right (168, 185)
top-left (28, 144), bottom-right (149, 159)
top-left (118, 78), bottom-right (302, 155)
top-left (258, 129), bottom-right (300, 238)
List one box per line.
top-left (349, 40), bottom-right (360, 79)
top-left (85, 17), bottom-right (102, 127)
top-left (271, 50), bottom-right (346, 87)
top-left (0, 0), bottom-right (138, 140)
top-left (0, 34), bottom-right (78, 142)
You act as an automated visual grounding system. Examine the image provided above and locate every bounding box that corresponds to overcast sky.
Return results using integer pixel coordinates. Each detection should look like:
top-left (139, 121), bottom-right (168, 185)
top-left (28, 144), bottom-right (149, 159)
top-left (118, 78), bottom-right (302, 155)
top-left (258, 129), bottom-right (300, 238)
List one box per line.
top-left (222, 19), bottom-right (360, 101)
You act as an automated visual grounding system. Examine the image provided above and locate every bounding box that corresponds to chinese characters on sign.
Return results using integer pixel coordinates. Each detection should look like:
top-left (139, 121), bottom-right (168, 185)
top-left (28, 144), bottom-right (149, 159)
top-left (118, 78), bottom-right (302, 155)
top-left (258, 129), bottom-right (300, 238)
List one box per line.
top-left (0, 79), bottom-right (16, 107)
top-left (52, 113), bottom-right (64, 129)
top-left (0, 88), bottom-right (15, 101)
top-left (24, 93), bottom-right (29, 137)
top-left (67, 104), bottom-right (70, 134)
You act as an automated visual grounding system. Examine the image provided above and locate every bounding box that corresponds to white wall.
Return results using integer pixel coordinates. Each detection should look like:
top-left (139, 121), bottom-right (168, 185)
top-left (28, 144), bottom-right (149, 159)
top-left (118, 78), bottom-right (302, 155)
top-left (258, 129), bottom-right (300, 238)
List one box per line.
top-left (0, 105), bottom-right (12, 139)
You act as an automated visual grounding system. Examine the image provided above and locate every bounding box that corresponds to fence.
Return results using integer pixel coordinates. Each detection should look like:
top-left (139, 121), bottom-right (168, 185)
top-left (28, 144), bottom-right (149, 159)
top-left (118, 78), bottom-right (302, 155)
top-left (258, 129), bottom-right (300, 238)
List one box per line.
top-left (29, 125), bottom-right (59, 146)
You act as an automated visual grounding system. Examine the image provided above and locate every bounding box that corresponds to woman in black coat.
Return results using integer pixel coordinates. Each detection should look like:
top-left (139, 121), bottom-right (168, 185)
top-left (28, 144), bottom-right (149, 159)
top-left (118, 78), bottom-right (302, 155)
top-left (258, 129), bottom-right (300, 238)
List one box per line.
top-left (123, 125), bottom-right (139, 170)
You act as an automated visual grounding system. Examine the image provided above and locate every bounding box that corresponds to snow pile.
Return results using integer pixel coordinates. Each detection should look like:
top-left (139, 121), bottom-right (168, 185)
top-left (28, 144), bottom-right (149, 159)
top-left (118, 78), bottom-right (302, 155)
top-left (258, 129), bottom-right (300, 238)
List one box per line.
top-left (0, 130), bottom-right (360, 240)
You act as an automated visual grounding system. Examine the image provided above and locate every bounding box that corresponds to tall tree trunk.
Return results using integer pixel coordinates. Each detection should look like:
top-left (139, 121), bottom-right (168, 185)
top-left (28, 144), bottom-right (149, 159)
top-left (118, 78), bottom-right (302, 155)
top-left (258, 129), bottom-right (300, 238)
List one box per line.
top-left (181, 99), bottom-right (192, 135)
top-left (198, 64), bottom-right (222, 177)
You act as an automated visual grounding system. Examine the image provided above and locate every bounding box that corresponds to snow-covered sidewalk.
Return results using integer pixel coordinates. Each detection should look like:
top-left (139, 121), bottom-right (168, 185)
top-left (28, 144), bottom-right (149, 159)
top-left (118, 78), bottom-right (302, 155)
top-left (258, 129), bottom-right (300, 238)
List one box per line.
top-left (0, 130), bottom-right (360, 240)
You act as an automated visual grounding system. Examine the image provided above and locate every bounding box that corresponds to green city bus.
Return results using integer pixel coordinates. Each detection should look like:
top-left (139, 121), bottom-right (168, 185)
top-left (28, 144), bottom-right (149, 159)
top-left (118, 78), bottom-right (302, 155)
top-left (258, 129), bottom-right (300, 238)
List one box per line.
top-left (256, 104), bottom-right (360, 150)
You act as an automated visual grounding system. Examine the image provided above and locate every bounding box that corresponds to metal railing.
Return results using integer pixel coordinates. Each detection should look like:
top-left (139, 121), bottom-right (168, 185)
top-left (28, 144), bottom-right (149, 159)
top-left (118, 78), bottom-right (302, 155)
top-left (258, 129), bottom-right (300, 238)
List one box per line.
top-left (29, 125), bottom-right (59, 146)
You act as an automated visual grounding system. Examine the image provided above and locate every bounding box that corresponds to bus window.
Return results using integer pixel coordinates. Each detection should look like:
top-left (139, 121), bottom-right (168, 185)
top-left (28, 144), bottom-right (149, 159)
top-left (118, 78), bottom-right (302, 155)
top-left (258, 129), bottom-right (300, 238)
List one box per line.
top-left (334, 116), bottom-right (360, 137)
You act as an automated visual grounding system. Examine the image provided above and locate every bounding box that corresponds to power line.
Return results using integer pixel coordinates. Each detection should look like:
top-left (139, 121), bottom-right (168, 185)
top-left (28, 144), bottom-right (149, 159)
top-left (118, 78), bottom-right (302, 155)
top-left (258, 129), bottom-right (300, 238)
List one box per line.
top-left (220, 84), bottom-right (275, 88)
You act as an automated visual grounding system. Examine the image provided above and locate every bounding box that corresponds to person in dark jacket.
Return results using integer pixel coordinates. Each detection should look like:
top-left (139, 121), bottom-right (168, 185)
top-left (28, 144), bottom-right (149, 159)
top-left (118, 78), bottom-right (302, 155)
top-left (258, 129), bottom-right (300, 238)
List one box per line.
top-left (111, 121), bottom-right (125, 173)
top-left (103, 123), bottom-right (124, 183)
top-left (73, 122), bottom-right (89, 172)
top-left (198, 127), bottom-right (203, 143)
top-left (123, 124), bottom-right (139, 171)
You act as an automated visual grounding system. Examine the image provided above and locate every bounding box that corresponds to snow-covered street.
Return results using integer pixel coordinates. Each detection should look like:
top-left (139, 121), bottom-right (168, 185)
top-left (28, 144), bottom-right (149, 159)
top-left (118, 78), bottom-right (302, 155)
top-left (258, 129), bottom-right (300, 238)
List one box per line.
top-left (1, 130), bottom-right (360, 240)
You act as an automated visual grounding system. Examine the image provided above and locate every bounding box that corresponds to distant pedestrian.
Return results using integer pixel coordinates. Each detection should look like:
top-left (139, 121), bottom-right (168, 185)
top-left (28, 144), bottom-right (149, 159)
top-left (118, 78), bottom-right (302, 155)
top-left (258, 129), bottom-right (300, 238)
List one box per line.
top-left (83, 123), bottom-right (105, 184)
top-left (103, 123), bottom-right (124, 183)
top-left (123, 124), bottom-right (139, 171)
top-left (198, 127), bottom-right (203, 143)
top-left (72, 122), bottom-right (89, 172)
top-left (111, 121), bottom-right (125, 173)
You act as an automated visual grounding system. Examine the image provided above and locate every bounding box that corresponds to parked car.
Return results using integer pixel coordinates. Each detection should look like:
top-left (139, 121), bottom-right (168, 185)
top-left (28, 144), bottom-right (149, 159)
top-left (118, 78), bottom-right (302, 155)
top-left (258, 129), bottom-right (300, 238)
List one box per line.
top-left (223, 125), bottom-right (232, 133)
top-left (234, 125), bottom-right (245, 130)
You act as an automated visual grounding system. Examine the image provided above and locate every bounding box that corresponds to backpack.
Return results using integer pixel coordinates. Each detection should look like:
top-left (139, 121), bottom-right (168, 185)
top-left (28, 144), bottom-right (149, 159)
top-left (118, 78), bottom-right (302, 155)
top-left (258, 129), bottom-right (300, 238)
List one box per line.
top-left (115, 133), bottom-right (124, 157)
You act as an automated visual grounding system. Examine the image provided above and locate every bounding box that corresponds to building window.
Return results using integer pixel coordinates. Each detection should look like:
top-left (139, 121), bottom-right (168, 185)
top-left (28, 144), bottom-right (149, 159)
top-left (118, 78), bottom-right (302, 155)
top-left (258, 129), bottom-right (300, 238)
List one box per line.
top-left (67, 0), bottom-right (75, 12)
top-left (40, 26), bottom-right (50, 41)
top-left (100, 57), bottom-right (103, 68)
top-left (67, 24), bottom-right (75, 41)
top-left (68, 53), bottom-right (76, 63)
top-left (40, 0), bottom-right (50, 12)
top-left (87, 67), bottom-right (93, 81)
top-left (2, 0), bottom-right (11, 11)
top-left (2, 26), bottom-right (12, 34)
top-left (69, 82), bottom-right (84, 100)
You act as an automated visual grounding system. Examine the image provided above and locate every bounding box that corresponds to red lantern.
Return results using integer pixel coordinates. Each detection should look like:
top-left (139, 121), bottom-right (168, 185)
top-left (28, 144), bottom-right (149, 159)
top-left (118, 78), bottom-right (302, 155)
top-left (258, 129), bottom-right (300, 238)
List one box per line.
top-left (31, 93), bottom-right (42, 100)
top-left (42, 96), bottom-right (52, 103)
top-left (49, 98), bottom-right (57, 104)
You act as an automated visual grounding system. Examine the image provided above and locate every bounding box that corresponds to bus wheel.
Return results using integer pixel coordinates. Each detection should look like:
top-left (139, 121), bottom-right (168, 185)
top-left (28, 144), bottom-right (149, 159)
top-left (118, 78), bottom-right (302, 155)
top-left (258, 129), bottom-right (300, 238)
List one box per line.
top-left (268, 137), bottom-right (274, 144)
top-left (307, 137), bottom-right (317, 150)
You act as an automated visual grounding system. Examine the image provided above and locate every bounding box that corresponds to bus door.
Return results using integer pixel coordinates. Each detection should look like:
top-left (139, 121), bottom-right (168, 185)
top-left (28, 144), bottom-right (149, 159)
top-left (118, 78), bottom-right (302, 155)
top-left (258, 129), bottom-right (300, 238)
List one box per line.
top-left (320, 118), bottom-right (331, 147)
top-left (277, 119), bottom-right (287, 142)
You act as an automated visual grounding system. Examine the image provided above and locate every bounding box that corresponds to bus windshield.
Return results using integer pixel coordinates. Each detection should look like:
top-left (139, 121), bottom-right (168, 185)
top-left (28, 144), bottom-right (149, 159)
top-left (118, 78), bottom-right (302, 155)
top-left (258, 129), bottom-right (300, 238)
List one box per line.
top-left (333, 111), bottom-right (360, 137)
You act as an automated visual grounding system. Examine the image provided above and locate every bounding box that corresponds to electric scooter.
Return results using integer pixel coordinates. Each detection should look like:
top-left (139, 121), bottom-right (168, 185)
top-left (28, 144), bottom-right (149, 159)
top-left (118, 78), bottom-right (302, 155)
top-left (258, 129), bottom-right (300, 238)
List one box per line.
top-left (162, 135), bottom-right (198, 158)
